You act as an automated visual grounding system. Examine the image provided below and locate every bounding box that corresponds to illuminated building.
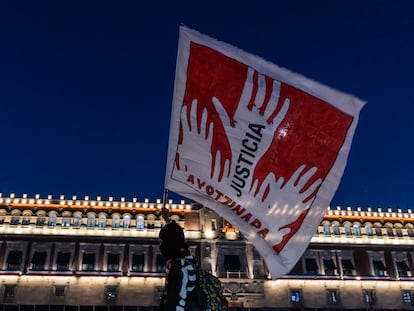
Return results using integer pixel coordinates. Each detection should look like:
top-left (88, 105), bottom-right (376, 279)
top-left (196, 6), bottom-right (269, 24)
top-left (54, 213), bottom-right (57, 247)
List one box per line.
top-left (0, 192), bottom-right (413, 310)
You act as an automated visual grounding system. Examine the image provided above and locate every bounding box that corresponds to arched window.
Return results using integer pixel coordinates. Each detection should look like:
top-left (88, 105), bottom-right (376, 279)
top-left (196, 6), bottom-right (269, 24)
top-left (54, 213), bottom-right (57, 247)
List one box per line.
top-left (112, 215), bottom-right (120, 229)
top-left (353, 224), bottom-right (361, 236)
top-left (374, 223), bottom-right (382, 237)
top-left (61, 216), bottom-right (71, 227)
top-left (365, 224), bottom-right (373, 236)
top-left (0, 209), bottom-right (6, 225)
top-left (395, 223), bottom-right (403, 237)
top-left (323, 223), bottom-right (330, 235)
top-left (98, 215), bottom-right (107, 229)
top-left (332, 223), bottom-right (340, 235)
top-left (36, 211), bottom-right (47, 227)
top-left (87, 214), bottom-right (96, 228)
top-left (136, 215), bottom-right (144, 229)
top-left (61, 212), bottom-right (71, 227)
top-left (123, 215), bottom-right (131, 229)
top-left (147, 214), bottom-right (156, 230)
top-left (22, 210), bottom-right (32, 226)
top-left (385, 223), bottom-right (394, 237)
top-left (344, 223), bottom-right (352, 235)
top-left (73, 214), bottom-right (82, 228)
top-left (407, 227), bottom-right (414, 237)
top-left (48, 213), bottom-right (57, 227)
top-left (10, 210), bottom-right (21, 226)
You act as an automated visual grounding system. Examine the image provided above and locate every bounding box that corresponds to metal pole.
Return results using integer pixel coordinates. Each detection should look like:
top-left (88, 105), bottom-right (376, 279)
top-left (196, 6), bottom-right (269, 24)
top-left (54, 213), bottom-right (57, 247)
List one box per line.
top-left (161, 188), bottom-right (170, 223)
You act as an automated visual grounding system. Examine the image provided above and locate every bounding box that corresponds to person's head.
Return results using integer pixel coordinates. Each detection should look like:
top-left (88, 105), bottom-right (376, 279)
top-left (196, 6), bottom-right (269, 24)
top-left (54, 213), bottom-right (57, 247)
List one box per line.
top-left (159, 220), bottom-right (186, 259)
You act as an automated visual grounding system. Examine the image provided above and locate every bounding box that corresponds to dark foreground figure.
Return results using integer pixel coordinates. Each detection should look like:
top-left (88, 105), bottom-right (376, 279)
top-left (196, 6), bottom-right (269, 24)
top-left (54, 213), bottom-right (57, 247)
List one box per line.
top-left (158, 220), bottom-right (228, 311)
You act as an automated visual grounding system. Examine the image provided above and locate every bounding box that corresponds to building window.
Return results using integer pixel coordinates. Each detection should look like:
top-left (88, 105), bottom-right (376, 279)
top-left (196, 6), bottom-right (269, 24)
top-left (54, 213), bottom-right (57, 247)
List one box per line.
top-left (341, 259), bottom-right (355, 275)
top-left (353, 224), bottom-right (361, 236)
top-left (73, 215), bottom-right (82, 228)
top-left (36, 217), bottom-right (45, 226)
top-left (374, 227), bottom-right (382, 237)
top-left (87, 215), bottom-right (95, 228)
top-left (31, 251), bottom-right (47, 271)
top-left (327, 289), bottom-right (340, 305)
top-left (396, 260), bottom-right (410, 277)
top-left (323, 223), bottom-right (330, 235)
top-left (407, 228), bottom-right (414, 237)
top-left (211, 219), bottom-right (217, 231)
top-left (61, 217), bottom-right (71, 227)
top-left (332, 223), bottom-right (340, 235)
top-left (10, 216), bottom-right (20, 226)
top-left (54, 285), bottom-right (66, 297)
top-left (396, 228), bottom-right (403, 237)
top-left (344, 224), bottom-right (352, 235)
top-left (107, 253), bottom-right (120, 272)
top-left (386, 227), bottom-right (394, 237)
top-left (4, 284), bottom-right (16, 301)
top-left (82, 253), bottom-right (95, 271)
top-left (363, 290), bottom-right (376, 306)
top-left (290, 289), bottom-right (302, 306)
top-left (136, 215), bottom-right (144, 229)
top-left (56, 252), bottom-right (71, 271)
top-left (98, 215), bottom-right (107, 229)
top-left (372, 260), bottom-right (387, 276)
top-left (0, 217), bottom-right (4, 225)
top-left (156, 254), bottom-right (165, 273)
top-left (224, 255), bottom-right (241, 272)
top-left (132, 254), bottom-right (144, 272)
top-left (48, 214), bottom-right (57, 226)
top-left (22, 217), bottom-right (31, 226)
top-left (402, 291), bottom-right (412, 304)
top-left (365, 224), bottom-right (373, 236)
top-left (147, 222), bottom-right (155, 230)
top-left (112, 215), bottom-right (120, 229)
top-left (305, 258), bottom-right (319, 275)
top-left (123, 215), bottom-right (131, 229)
top-left (323, 259), bottom-right (337, 275)
top-left (105, 286), bottom-right (118, 303)
top-left (7, 251), bottom-right (23, 270)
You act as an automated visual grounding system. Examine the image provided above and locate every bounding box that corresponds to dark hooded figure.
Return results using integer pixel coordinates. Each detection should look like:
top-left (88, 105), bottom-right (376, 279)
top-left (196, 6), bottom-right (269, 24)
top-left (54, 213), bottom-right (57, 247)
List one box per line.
top-left (159, 220), bottom-right (204, 311)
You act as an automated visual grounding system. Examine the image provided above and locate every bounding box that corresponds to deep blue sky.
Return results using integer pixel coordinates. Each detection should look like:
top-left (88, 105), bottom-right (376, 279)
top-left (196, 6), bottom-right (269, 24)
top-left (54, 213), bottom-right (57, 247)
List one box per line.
top-left (1, 1), bottom-right (413, 209)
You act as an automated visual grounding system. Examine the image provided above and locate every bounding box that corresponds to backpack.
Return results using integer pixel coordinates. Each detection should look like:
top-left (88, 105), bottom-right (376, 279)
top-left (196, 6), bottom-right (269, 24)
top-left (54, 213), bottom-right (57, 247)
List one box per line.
top-left (197, 270), bottom-right (228, 311)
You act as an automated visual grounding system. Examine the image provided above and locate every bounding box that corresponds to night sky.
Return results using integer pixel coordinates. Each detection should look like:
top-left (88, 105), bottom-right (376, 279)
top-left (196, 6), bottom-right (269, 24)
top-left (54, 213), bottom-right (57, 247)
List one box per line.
top-left (1, 1), bottom-right (413, 209)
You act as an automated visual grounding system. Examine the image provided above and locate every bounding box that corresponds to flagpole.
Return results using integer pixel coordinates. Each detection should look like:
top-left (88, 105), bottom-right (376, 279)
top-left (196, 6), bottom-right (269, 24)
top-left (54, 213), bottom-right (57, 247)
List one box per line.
top-left (161, 188), bottom-right (170, 223)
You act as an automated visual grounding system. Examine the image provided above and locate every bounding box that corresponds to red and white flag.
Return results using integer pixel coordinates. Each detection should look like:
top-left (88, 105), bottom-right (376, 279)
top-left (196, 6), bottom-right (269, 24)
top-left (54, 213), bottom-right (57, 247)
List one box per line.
top-left (165, 26), bottom-right (365, 279)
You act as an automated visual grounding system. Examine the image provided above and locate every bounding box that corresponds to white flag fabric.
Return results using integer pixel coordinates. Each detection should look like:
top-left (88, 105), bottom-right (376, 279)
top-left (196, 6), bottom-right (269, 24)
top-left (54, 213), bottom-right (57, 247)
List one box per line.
top-left (165, 26), bottom-right (365, 279)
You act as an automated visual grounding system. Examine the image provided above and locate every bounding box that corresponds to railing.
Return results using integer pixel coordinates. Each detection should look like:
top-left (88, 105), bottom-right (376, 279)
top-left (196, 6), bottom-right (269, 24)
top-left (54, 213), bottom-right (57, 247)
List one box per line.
top-left (217, 271), bottom-right (250, 279)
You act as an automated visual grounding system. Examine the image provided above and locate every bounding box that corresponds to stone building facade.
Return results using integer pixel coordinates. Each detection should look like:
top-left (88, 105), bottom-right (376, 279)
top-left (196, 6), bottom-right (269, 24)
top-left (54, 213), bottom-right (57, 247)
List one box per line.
top-left (0, 193), bottom-right (413, 310)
